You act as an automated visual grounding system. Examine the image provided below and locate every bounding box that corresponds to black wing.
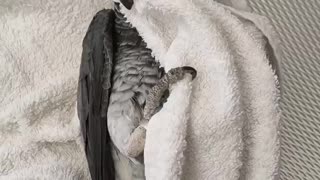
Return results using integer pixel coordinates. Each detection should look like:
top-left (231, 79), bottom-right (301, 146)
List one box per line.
top-left (77, 9), bottom-right (115, 180)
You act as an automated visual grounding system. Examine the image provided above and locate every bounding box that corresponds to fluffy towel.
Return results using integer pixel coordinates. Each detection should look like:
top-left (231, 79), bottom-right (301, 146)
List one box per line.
top-left (119, 0), bottom-right (281, 179)
top-left (0, 0), bottom-right (112, 179)
top-left (0, 0), bottom-right (281, 179)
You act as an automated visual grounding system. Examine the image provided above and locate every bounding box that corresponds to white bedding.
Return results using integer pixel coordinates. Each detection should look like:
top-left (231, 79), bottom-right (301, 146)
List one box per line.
top-left (0, 0), bottom-right (281, 179)
top-left (0, 0), bottom-right (111, 179)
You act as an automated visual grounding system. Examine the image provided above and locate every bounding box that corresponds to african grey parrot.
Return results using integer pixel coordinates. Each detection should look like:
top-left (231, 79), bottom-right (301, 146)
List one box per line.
top-left (77, 1), bottom-right (197, 180)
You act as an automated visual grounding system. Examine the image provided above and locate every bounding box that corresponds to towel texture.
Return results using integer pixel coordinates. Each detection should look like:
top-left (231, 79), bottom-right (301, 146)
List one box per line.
top-left (0, 0), bottom-right (111, 179)
top-left (119, 0), bottom-right (281, 179)
top-left (0, 0), bottom-right (281, 179)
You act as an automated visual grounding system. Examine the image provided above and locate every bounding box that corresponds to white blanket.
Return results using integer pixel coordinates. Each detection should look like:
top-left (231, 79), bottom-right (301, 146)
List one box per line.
top-left (0, 0), bottom-right (281, 179)
top-left (0, 0), bottom-right (112, 179)
top-left (120, 0), bottom-right (281, 179)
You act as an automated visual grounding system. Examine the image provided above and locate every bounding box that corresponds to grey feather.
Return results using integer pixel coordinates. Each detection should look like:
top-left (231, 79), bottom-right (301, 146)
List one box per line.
top-left (77, 3), bottom-right (197, 180)
top-left (107, 4), bottom-right (198, 180)
top-left (107, 2), bottom-right (162, 179)
top-left (77, 9), bottom-right (116, 180)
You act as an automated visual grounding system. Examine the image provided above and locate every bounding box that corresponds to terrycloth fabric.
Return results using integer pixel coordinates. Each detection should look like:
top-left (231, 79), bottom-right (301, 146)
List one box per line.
top-left (119, 0), bottom-right (281, 179)
top-left (0, 1), bottom-right (112, 179)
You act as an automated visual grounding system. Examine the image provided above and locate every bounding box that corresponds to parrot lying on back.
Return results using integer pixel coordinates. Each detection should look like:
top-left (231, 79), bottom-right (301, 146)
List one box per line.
top-left (77, 1), bottom-right (197, 180)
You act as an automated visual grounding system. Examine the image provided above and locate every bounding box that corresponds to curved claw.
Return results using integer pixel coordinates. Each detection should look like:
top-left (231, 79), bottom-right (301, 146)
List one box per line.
top-left (182, 66), bottom-right (197, 80)
top-left (120, 0), bottom-right (134, 10)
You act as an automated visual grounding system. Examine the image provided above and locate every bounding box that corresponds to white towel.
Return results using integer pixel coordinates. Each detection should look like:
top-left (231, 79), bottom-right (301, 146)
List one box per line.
top-left (120, 0), bottom-right (281, 179)
top-left (0, 0), bottom-right (281, 179)
top-left (0, 0), bottom-right (112, 179)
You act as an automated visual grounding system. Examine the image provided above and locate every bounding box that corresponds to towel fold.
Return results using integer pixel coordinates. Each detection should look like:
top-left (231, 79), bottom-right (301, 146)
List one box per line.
top-left (120, 0), bottom-right (281, 179)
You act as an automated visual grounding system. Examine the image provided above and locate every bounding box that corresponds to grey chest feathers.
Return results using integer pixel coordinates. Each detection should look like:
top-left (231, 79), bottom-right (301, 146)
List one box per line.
top-left (110, 6), bottom-right (163, 117)
top-left (106, 4), bottom-right (197, 180)
top-left (107, 3), bottom-right (163, 164)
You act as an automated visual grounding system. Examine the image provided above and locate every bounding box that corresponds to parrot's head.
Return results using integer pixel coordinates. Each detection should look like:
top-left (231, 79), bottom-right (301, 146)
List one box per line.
top-left (113, 0), bottom-right (134, 10)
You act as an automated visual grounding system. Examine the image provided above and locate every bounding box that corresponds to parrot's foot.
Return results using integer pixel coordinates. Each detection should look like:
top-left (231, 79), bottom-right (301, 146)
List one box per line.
top-left (143, 66), bottom-right (197, 120)
top-left (125, 66), bottom-right (197, 158)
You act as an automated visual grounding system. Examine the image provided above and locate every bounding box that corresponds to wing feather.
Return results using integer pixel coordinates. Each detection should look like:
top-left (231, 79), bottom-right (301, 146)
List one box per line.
top-left (77, 9), bottom-right (115, 180)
